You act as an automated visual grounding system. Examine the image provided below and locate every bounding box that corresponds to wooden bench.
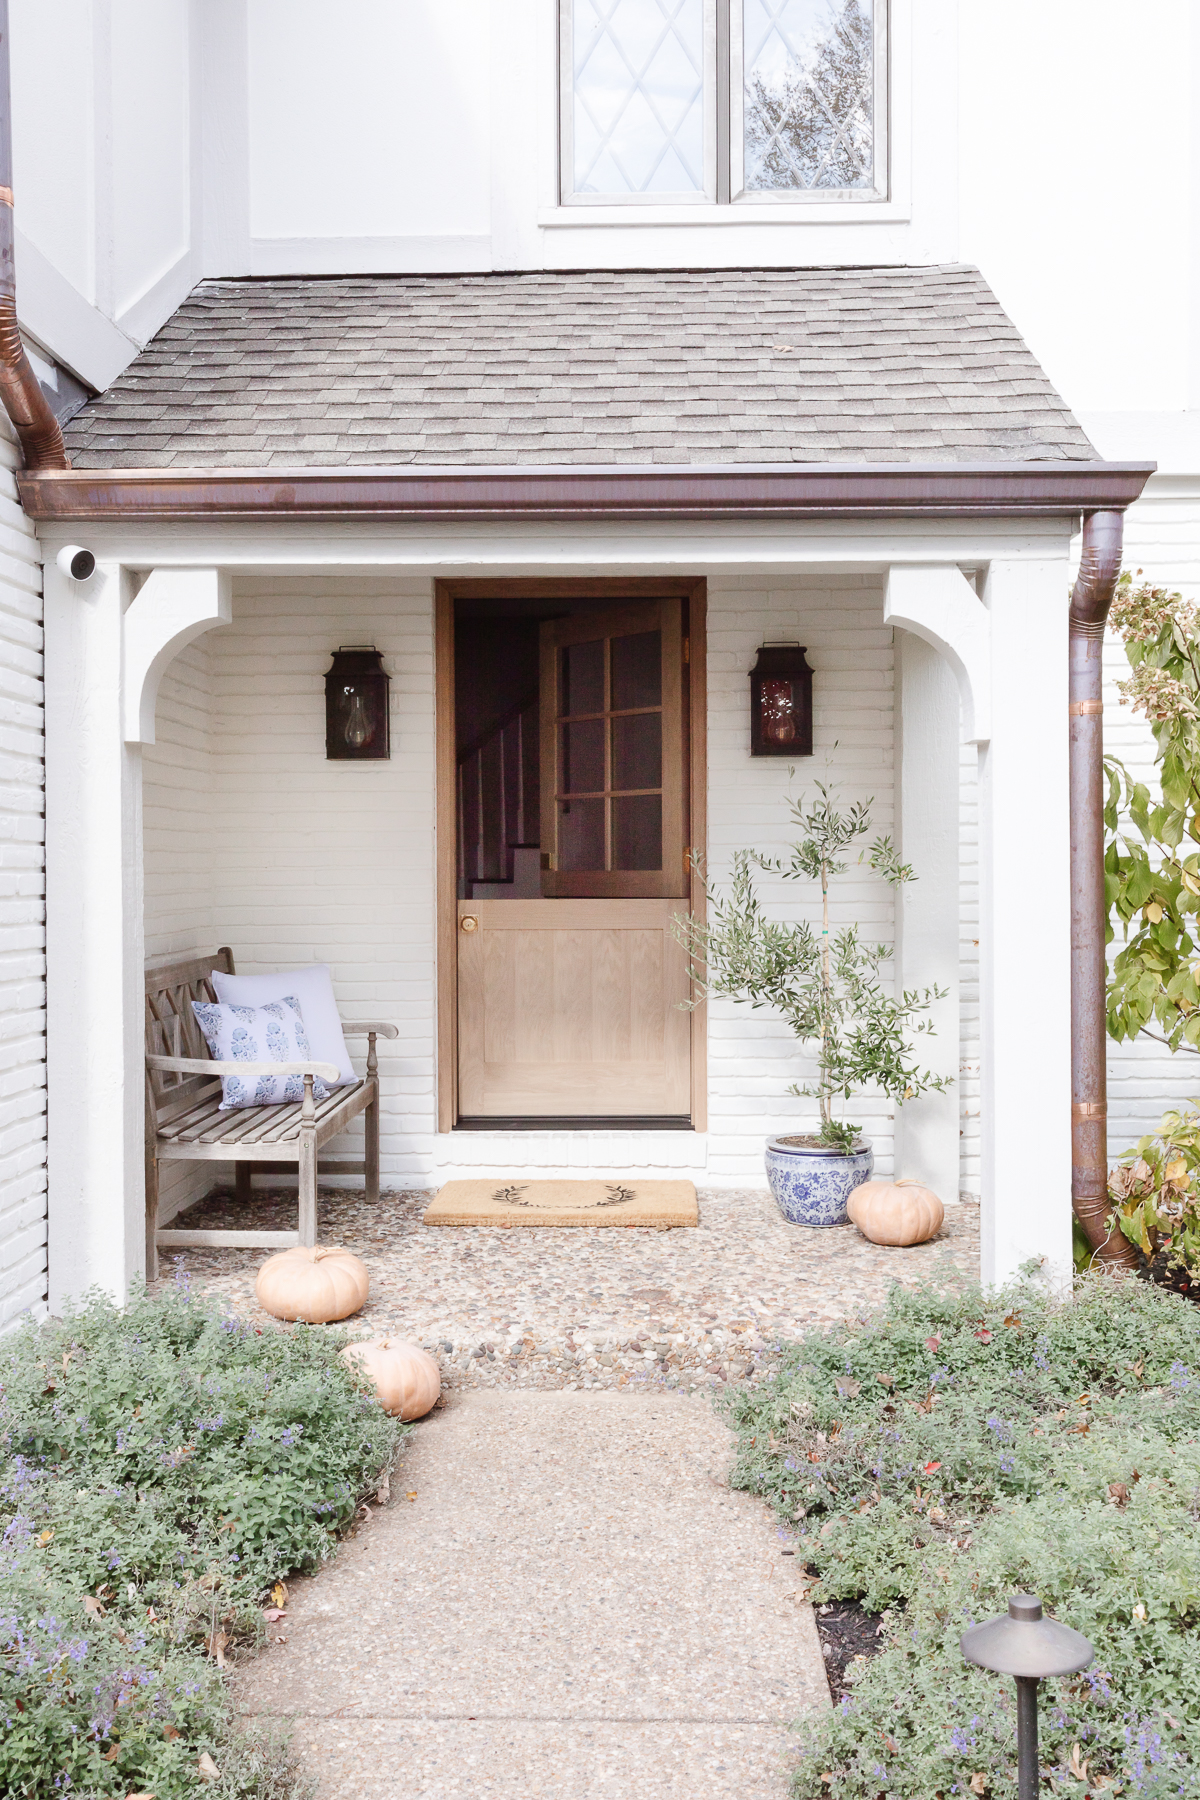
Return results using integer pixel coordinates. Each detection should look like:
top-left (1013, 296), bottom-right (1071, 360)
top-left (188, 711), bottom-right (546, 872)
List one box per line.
top-left (145, 948), bottom-right (398, 1277)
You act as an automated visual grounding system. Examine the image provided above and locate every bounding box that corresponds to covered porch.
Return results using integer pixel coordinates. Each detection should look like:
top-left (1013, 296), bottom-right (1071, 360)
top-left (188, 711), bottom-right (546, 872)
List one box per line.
top-left (31, 507), bottom-right (1128, 1308)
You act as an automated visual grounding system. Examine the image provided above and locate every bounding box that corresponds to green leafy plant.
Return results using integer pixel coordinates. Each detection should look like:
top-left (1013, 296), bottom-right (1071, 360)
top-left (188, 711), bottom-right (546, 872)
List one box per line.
top-left (1105, 572), bottom-right (1200, 1051)
top-left (724, 1276), bottom-right (1200, 1798)
top-left (675, 782), bottom-right (950, 1150)
top-left (1108, 1102), bottom-right (1200, 1277)
top-left (0, 1275), bottom-right (406, 1799)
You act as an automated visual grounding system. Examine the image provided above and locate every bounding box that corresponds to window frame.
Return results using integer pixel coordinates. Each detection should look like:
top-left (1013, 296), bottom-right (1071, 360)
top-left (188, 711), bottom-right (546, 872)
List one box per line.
top-left (557, 0), bottom-right (888, 208)
top-left (559, 0), bottom-right (719, 208)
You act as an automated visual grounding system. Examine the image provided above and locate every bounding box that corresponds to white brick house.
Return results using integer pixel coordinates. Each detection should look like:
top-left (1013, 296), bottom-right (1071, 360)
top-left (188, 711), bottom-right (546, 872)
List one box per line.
top-left (0, 0), bottom-right (1193, 1325)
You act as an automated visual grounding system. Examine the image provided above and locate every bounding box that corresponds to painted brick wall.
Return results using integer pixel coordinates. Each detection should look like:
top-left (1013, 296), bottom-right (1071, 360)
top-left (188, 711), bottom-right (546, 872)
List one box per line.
top-left (136, 569), bottom-right (989, 1196)
top-left (142, 638), bottom-right (217, 1226)
top-left (209, 574), bottom-right (437, 1185)
top-left (0, 435), bottom-right (47, 1331)
top-left (704, 571), bottom-right (899, 1179)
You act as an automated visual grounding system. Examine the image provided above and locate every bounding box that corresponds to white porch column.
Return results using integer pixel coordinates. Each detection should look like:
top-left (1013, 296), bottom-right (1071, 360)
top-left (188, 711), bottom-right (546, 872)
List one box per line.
top-left (885, 558), bottom-right (1072, 1288)
top-left (45, 561), bottom-right (145, 1308)
top-left (44, 563), bottom-right (230, 1308)
top-left (893, 630), bottom-right (960, 1205)
top-left (977, 559), bottom-right (1072, 1288)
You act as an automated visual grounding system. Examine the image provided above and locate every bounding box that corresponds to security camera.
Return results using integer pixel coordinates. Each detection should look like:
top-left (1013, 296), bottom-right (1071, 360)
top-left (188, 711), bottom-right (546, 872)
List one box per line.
top-left (56, 545), bottom-right (96, 581)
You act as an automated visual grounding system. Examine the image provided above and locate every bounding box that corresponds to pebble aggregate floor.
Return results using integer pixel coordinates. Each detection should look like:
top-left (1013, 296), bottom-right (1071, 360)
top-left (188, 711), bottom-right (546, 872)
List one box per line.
top-left (155, 1185), bottom-right (981, 1394)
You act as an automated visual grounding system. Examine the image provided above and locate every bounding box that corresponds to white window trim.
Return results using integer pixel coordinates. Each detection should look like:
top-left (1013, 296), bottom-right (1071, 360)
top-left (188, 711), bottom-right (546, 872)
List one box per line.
top-left (557, 0), bottom-right (890, 211)
top-left (729, 0), bottom-right (888, 205)
top-left (559, 0), bottom-right (718, 207)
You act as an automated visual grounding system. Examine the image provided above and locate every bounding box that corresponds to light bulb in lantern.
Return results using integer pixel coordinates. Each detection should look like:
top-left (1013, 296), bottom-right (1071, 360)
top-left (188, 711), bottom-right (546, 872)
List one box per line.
top-left (343, 689), bottom-right (371, 749)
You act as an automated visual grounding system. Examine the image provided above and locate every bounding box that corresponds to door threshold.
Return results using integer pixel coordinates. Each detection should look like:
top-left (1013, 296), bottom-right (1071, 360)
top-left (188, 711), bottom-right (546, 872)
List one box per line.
top-left (454, 1115), bottom-right (694, 1132)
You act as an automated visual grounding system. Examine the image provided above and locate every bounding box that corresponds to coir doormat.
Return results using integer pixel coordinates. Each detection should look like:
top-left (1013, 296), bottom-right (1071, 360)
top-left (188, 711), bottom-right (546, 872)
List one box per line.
top-left (423, 1178), bottom-right (698, 1229)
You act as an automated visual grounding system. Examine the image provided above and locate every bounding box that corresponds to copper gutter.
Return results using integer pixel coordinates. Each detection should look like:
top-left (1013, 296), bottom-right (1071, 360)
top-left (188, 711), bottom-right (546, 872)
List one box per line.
top-left (0, 0), bottom-right (67, 470)
top-left (17, 460), bottom-right (1153, 524)
top-left (1069, 510), bottom-right (1138, 1267)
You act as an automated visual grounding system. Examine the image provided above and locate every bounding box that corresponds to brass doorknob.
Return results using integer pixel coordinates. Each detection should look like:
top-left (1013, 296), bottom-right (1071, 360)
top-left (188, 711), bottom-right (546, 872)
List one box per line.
top-left (460, 915), bottom-right (479, 933)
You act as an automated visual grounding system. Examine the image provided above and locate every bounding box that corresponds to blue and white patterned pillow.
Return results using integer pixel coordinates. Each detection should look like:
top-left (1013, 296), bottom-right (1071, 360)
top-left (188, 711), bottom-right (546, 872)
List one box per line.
top-left (191, 995), bottom-right (330, 1109)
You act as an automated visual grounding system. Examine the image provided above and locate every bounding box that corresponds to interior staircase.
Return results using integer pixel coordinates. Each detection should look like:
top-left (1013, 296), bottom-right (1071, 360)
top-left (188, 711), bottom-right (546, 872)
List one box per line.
top-left (457, 694), bottom-right (541, 898)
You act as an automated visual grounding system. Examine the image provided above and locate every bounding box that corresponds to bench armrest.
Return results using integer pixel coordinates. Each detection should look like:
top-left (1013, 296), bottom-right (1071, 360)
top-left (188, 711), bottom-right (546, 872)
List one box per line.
top-left (339, 1020), bottom-right (399, 1038)
top-left (147, 1054), bottom-right (341, 1082)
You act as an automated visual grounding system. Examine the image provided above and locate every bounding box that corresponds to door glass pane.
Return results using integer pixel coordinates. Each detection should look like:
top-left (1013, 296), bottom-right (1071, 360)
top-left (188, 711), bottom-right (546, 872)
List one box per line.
top-left (612, 794), bottom-right (662, 870)
top-left (558, 798), bottom-right (606, 871)
top-left (560, 719), bottom-right (606, 794)
top-left (571, 0), bottom-right (707, 196)
top-left (612, 711), bottom-right (662, 790)
top-left (560, 638), bottom-right (605, 716)
top-left (611, 629), bottom-right (662, 710)
top-left (743, 0), bottom-right (875, 192)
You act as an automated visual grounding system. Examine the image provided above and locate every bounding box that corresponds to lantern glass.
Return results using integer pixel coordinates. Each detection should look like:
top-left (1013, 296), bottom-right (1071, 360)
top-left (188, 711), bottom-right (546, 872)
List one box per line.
top-left (749, 643), bottom-right (813, 757)
top-left (325, 645), bottom-right (390, 760)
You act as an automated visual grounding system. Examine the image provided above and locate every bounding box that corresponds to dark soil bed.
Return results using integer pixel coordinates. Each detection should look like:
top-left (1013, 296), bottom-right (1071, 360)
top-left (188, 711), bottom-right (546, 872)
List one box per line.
top-left (814, 1598), bottom-right (886, 1700)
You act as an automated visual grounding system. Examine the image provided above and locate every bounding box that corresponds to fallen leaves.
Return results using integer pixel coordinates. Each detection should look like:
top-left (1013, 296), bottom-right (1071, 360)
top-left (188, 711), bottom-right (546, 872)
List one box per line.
top-left (103, 1743), bottom-right (121, 1762)
top-left (375, 1472), bottom-right (391, 1505)
top-left (875, 1372), bottom-right (895, 1390)
top-left (406, 1490), bottom-right (418, 1502)
top-left (1108, 1481), bottom-right (1130, 1509)
top-left (271, 1581), bottom-right (288, 1608)
top-left (968, 1774), bottom-right (988, 1796)
top-left (197, 1752), bottom-right (220, 1783)
top-left (82, 1595), bottom-right (105, 1618)
top-left (974, 1328), bottom-right (993, 1344)
top-left (205, 1630), bottom-right (230, 1668)
top-left (924, 1335), bottom-right (941, 1354)
top-left (834, 1377), bottom-right (860, 1398)
top-left (262, 1607), bottom-right (287, 1623)
top-left (35, 1528), bottom-right (54, 1546)
top-left (1068, 1742), bottom-right (1089, 1781)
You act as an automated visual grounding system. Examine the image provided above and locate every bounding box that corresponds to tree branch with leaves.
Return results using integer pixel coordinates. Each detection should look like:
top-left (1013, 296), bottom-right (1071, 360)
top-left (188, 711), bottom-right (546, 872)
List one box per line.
top-left (674, 783), bottom-right (951, 1151)
top-left (1104, 572), bottom-right (1200, 1052)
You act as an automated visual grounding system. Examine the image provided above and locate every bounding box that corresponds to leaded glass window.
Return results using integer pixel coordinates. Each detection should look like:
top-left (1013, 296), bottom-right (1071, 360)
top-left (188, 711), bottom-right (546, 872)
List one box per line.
top-left (559, 0), bottom-right (887, 205)
top-left (735, 0), bottom-right (883, 197)
top-left (562, 0), bottom-right (716, 203)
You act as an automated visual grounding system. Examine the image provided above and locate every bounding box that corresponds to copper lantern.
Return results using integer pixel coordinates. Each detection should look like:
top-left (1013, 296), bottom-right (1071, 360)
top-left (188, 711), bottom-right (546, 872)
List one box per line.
top-left (749, 643), bottom-right (813, 757)
top-left (325, 645), bottom-right (390, 760)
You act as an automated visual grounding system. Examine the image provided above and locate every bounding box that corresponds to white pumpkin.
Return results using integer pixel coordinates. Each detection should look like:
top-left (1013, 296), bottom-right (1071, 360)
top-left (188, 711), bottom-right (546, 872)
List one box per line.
top-left (340, 1337), bottom-right (441, 1420)
top-left (846, 1179), bottom-right (944, 1247)
top-left (254, 1245), bottom-right (370, 1323)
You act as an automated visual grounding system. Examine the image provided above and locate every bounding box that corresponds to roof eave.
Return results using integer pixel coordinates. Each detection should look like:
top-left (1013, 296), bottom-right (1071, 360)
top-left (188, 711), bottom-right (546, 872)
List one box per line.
top-left (18, 459), bottom-right (1157, 525)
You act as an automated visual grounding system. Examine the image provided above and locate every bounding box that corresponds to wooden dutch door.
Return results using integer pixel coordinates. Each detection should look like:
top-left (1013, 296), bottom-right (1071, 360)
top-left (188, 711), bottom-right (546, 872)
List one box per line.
top-left (445, 590), bottom-right (702, 1128)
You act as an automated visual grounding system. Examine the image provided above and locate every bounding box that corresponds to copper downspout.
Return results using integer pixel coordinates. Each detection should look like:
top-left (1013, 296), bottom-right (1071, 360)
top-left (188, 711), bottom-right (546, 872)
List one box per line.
top-left (0, 0), bottom-right (67, 470)
top-left (1069, 510), bottom-right (1137, 1266)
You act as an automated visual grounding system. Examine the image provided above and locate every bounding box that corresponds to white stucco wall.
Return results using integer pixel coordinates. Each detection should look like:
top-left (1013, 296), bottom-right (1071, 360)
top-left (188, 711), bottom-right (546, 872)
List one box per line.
top-left (0, 434), bottom-right (46, 1331)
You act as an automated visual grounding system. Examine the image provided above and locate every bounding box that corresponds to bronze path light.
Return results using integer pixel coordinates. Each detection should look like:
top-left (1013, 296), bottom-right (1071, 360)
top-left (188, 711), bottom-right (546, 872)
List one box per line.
top-left (325, 645), bottom-right (390, 760)
top-left (961, 1594), bottom-right (1093, 1800)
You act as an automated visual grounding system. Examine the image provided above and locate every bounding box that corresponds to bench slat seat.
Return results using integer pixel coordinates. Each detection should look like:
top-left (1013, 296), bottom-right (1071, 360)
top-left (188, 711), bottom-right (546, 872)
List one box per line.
top-left (145, 948), bottom-right (395, 1275)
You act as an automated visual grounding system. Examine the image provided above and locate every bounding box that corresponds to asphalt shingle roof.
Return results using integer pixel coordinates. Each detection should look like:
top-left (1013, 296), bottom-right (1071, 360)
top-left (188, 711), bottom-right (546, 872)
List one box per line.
top-left (65, 266), bottom-right (1098, 469)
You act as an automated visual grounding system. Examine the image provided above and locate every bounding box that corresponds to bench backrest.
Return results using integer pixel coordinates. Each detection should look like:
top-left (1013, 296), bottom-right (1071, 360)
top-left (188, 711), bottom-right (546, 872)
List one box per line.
top-left (145, 947), bottom-right (235, 1135)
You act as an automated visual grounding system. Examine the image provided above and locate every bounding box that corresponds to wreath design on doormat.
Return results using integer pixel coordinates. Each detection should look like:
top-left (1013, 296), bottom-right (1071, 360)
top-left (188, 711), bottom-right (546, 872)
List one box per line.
top-left (489, 1183), bottom-right (638, 1209)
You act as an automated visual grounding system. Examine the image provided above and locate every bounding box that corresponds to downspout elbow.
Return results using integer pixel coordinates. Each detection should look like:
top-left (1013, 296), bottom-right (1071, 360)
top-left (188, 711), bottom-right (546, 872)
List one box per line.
top-left (1069, 508), bottom-right (1123, 636)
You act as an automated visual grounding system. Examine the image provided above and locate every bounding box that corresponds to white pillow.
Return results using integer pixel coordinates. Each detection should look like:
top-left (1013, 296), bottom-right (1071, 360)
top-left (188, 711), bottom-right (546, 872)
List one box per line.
top-left (212, 964), bottom-right (356, 1086)
top-left (191, 997), bottom-right (331, 1110)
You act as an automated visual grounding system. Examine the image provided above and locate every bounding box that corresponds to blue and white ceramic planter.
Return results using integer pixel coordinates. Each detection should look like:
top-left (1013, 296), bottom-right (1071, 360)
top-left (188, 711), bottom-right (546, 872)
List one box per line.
top-left (765, 1136), bottom-right (874, 1227)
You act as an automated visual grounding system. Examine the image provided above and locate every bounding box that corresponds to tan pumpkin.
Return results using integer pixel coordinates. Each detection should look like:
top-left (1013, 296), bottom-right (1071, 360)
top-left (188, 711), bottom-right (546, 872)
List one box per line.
top-left (340, 1337), bottom-right (441, 1420)
top-left (847, 1178), bottom-right (944, 1247)
top-left (254, 1245), bottom-right (370, 1323)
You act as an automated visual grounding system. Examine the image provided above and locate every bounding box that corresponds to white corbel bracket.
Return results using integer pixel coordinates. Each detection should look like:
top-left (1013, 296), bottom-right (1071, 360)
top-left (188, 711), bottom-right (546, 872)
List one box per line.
top-left (123, 568), bottom-right (231, 744)
top-left (884, 564), bottom-right (991, 745)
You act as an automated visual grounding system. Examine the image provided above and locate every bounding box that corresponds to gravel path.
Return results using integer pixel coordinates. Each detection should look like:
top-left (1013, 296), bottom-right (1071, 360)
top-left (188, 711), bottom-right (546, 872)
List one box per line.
top-left (156, 1186), bottom-right (980, 1390)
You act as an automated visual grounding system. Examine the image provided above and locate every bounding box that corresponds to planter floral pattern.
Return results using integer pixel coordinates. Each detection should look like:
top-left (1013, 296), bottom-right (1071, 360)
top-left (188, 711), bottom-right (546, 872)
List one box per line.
top-left (765, 1137), bottom-right (874, 1227)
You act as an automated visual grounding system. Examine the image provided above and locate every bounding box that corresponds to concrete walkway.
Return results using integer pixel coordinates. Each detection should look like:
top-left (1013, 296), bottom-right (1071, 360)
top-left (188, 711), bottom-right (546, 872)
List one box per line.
top-left (237, 1390), bottom-right (829, 1799)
